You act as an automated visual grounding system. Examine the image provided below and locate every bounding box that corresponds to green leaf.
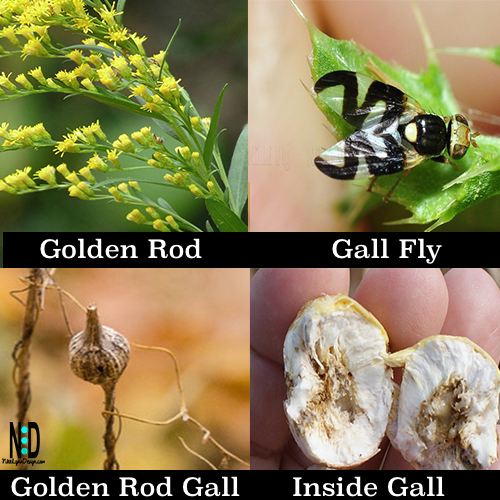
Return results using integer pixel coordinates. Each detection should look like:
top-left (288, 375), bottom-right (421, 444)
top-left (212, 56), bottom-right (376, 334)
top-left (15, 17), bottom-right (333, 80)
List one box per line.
top-left (157, 197), bottom-right (179, 216)
top-left (80, 87), bottom-right (165, 120)
top-left (228, 124), bottom-right (248, 217)
top-left (203, 83), bottom-right (228, 168)
top-left (206, 199), bottom-right (248, 232)
top-left (116, 0), bottom-right (127, 23)
top-left (290, 0), bottom-right (500, 230)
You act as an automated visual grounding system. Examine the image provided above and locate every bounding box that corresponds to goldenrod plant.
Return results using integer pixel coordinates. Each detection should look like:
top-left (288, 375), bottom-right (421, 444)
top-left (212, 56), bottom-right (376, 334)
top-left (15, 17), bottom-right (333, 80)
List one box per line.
top-left (0, 0), bottom-right (248, 232)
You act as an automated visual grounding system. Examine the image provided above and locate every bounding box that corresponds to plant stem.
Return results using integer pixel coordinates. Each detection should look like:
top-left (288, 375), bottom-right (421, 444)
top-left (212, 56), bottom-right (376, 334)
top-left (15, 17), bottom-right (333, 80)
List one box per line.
top-left (12, 268), bottom-right (52, 470)
top-left (103, 383), bottom-right (119, 470)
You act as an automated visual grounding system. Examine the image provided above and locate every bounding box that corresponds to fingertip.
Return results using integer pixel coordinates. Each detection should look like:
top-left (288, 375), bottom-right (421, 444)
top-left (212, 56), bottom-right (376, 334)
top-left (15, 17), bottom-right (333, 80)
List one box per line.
top-left (442, 268), bottom-right (500, 362)
top-left (353, 268), bottom-right (449, 353)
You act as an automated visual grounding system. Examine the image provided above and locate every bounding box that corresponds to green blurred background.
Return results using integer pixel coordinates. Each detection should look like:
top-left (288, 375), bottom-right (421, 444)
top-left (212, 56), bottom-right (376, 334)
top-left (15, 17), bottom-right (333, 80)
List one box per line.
top-left (0, 0), bottom-right (247, 232)
top-left (0, 268), bottom-right (249, 470)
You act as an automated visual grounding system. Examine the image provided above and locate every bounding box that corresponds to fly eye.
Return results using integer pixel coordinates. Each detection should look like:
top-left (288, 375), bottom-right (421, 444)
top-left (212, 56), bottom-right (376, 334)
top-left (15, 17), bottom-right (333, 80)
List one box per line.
top-left (452, 144), bottom-right (467, 159)
top-left (455, 114), bottom-right (468, 125)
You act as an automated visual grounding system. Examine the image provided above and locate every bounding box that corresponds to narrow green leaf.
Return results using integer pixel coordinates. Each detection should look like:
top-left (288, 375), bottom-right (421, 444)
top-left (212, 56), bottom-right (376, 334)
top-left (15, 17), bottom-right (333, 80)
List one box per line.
top-left (116, 0), bottom-right (127, 23)
top-left (65, 44), bottom-right (118, 59)
top-left (157, 197), bottom-right (179, 216)
top-left (206, 199), bottom-right (248, 232)
top-left (81, 88), bottom-right (165, 120)
top-left (203, 84), bottom-right (228, 168)
top-left (227, 124), bottom-right (248, 216)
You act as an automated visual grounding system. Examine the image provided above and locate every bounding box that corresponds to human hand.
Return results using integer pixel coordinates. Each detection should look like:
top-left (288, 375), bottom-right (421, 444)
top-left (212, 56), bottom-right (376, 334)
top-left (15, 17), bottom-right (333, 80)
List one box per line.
top-left (250, 268), bottom-right (500, 470)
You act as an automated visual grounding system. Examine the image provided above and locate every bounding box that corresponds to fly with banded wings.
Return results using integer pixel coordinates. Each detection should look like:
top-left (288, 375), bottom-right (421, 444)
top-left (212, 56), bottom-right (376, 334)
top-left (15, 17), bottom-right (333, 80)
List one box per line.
top-left (313, 70), bottom-right (480, 199)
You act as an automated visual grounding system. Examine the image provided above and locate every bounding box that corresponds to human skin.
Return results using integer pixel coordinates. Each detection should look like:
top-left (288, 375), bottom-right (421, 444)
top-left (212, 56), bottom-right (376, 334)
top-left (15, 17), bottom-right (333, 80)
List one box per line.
top-left (250, 268), bottom-right (500, 470)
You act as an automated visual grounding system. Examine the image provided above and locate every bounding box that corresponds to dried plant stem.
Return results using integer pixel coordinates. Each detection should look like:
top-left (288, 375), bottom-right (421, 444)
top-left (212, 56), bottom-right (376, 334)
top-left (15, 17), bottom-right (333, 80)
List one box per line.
top-left (11, 268), bottom-right (54, 470)
top-left (104, 342), bottom-right (249, 469)
top-left (178, 437), bottom-right (217, 470)
top-left (103, 384), bottom-right (119, 470)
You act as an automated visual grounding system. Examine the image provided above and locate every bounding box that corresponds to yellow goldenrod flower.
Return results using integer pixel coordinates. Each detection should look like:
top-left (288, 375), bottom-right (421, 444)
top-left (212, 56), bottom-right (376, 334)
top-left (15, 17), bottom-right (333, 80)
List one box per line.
top-left (190, 116), bottom-right (202, 132)
top-left (1, 27), bottom-right (20, 46)
top-left (131, 130), bottom-right (148, 147)
top-left (130, 33), bottom-right (147, 55)
top-left (71, 0), bottom-right (87, 15)
top-left (74, 63), bottom-right (97, 80)
top-left (88, 54), bottom-right (103, 69)
top-left (164, 173), bottom-right (176, 185)
top-left (158, 76), bottom-right (181, 105)
top-left (5, 167), bottom-right (36, 190)
top-left (68, 185), bottom-right (91, 200)
top-left (28, 67), bottom-right (47, 85)
top-left (46, 78), bottom-right (61, 89)
top-left (110, 55), bottom-right (132, 79)
top-left (31, 123), bottom-right (51, 141)
top-left (179, 169), bottom-right (191, 183)
top-left (108, 186), bottom-right (124, 202)
top-left (146, 206), bottom-right (160, 219)
top-left (175, 146), bottom-right (191, 161)
top-left (207, 181), bottom-right (217, 196)
top-left (55, 70), bottom-right (80, 90)
top-left (118, 182), bottom-right (130, 194)
top-left (0, 72), bottom-right (17, 92)
top-left (174, 173), bottom-right (186, 186)
top-left (148, 159), bottom-right (162, 169)
top-left (73, 18), bottom-right (94, 34)
top-left (126, 208), bottom-right (147, 225)
top-left (166, 215), bottom-right (180, 231)
top-left (97, 5), bottom-right (122, 25)
top-left (141, 101), bottom-right (161, 114)
top-left (191, 151), bottom-right (202, 169)
top-left (35, 166), bottom-right (57, 185)
top-left (87, 153), bottom-right (109, 172)
top-left (128, 181), bottom-right (140, 191)
top-left (0, 180), bottom-right (17, 194)
top-left (21, 39), bottom-right (50, 59)
top-left (15, 73), bottom-right (34, 90)
top-left (65, 172), bottom-right (80, 185)
top-left (106, 27), bottom-right (130, 46)
top-left (188, 184), bottom-right (204, 198)
top-left (151, 151), bottom-right (173, 168)
top-left (202, 117), bottom-right (211, 130)
top-left (107, 149), bottom-right (121, 169)
top-left (90, 120), bottom-right (107, 141)
top-left (112, 134), bottom-right (134, 153)
top-left (81, 78), bottom-right (96, 91)
top-left (0, 122), bottom-right (12, 141)
top-left (153, 219), bottom-right (170, 232)
top-left (76, 181), bottom-right (93, 196)
top-left (76, 125), bottom-right (95, 145)
top-left (56, 163), bottom-right (71, 177)
top-left (151, 51), bottom-right (166, 66)
top-left (54, 135), bottom-right (81, 156)
top-left (129, 54), bottom-right (148, 72)
top-left (10, 127), bottom-right (34, 147)
top-left (96, 65), bottom-right (118, 91)
top-left (130, 83), bottom-right (151, 101)
top-left (68, 49), bottom-right (84, 65)
top-left (78, 167), bottom-right (96, 183)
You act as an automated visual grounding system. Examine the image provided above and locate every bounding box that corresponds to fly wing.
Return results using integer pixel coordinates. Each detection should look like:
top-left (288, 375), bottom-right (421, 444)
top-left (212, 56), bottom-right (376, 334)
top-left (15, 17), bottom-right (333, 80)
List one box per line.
top-left (314, 71), bottom-right (423, 131)
top-left (314, 126), bottom-right (418, 179)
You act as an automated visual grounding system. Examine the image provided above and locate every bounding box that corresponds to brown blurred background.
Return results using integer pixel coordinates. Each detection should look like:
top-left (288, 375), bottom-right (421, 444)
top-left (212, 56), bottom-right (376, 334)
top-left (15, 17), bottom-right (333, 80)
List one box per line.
top-left (0, 268), bottom-right (249, 470)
